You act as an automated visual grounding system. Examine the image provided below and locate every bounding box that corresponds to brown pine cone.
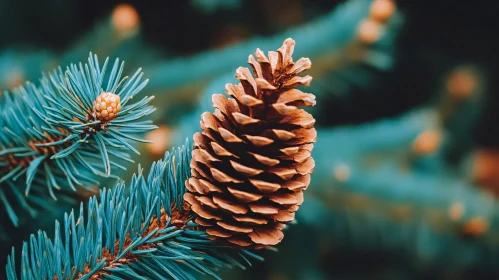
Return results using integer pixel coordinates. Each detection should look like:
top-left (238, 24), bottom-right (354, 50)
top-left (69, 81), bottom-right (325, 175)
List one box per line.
top-left (184, 38), bottom-right (316, 248)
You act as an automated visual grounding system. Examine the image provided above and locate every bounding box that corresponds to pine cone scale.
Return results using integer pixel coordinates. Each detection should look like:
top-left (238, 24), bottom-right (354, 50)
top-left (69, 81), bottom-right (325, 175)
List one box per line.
top-left (227, 186), bottom-right (262, 202)
top-left (207, 227), bottom-right (232, 238)
top-left (247, 178), bottom-right (279, 193)
top-left (233, 215), bottom-right (267, 224)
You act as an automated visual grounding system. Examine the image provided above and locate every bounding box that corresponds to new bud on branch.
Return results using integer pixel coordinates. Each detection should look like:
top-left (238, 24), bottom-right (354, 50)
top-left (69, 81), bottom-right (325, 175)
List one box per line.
top-left (93, 92), bottom-right (122, 122)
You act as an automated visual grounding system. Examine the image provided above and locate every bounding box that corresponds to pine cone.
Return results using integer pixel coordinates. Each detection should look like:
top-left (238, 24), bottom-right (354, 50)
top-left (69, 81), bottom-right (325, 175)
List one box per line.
top-left (185, 38), bottom-right (316, 248)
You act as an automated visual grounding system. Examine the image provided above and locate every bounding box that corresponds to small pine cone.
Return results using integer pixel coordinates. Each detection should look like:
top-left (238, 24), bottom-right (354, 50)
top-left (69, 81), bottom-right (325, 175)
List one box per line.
top-left (93, 92), bottom-right (122, 122)
top-left (185, 38), bottom-right (316, 248)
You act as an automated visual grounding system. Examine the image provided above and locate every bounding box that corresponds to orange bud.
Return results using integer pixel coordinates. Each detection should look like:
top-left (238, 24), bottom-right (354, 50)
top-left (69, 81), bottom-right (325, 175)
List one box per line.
top-left (370, 0), bottom-right (396, 22)
top-left (112, 4), bottom-right (140, 33)
top-left (93, 92), bottom-right (121, 122)
top-left (145, 125), bottom-right (172, 159)
top-left (449, 202), bottom-right (464, 221)
top-left (446, 68), bottom-right (477, 100)
top-left (462, 217), bottom-right (488, 236)
top-left (412, 130), bottom-right (441, 155)
top-left (357, 19), bottom-right (382, 44)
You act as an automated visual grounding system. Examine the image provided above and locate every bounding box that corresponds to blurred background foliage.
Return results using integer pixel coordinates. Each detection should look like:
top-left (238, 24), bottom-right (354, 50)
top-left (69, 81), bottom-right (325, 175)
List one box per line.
top-left (1, 0), bottom-right (499, 279)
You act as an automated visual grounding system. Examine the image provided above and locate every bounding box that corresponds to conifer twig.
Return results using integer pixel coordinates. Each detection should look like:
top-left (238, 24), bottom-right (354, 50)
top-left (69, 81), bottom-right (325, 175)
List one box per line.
top-left (6, 141), bottom-right (262, 280)
top-left (0, 54), bottom-right (156, 227)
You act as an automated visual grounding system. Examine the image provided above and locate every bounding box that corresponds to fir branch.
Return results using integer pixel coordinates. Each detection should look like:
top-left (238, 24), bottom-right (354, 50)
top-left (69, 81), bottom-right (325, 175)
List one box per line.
top-left (299, 110), bottom-right (499, 268)
top-left (147, 0), bottom-right (400, 91)
top-left (6, 141), bottom-right (262, 280)
top-left (302, 166), bottom-right (499, 268)
top-left (0, 54), bottom-right (156, 227)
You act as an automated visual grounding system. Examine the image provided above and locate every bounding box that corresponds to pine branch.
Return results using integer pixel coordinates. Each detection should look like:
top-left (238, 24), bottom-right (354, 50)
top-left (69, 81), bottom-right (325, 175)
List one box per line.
top-left (299, 110), bottom-right (499, 268)
top-left (5, 38), bottom-right (317, 279)
top-left (146, 0), bottom-right (400, 91)
top-left (302, 167), bottom-right (499, 268)
top-left (6, 141), bottom-right (262, 280)
top-left (0, 54), bottom-right (156, 227)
